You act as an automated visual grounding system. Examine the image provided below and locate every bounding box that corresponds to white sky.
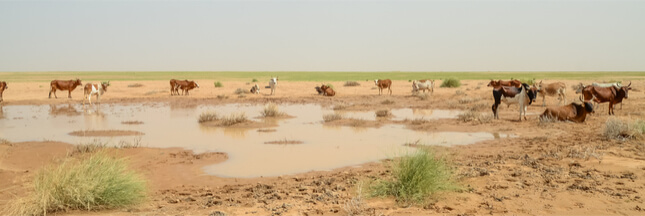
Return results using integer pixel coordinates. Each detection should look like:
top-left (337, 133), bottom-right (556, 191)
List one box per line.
top-left (0, 1), bottom-right (644, 72)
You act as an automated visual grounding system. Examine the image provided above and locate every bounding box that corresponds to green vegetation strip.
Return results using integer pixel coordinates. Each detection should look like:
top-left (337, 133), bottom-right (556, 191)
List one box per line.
top-left (1, 71), bottom-right (644, 82)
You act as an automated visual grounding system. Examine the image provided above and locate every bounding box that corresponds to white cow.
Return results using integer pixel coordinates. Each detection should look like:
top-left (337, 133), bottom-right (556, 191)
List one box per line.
top-left (269, 77), bottom-right (278, 95)
top-left (83, 82), bottom-right (109, 106)
top-left (411, 80), bottom-right (435, 94)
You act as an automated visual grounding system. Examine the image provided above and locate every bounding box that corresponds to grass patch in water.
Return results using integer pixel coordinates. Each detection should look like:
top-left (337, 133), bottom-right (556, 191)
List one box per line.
top-left (323, 113), bottom-right (343, 122)
top-left (198, 111), bottom-right (219, 123)
top-left (260, 103), bottom-right (284, 117)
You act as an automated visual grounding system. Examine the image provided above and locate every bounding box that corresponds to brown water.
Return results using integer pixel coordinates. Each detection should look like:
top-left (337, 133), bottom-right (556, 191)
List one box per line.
top-left (0, 103), bottom-right (514, 178)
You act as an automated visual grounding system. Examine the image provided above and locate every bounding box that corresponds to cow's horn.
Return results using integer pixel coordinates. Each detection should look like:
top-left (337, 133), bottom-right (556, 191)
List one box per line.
top-left (628, 81), bottom-right (632, 87)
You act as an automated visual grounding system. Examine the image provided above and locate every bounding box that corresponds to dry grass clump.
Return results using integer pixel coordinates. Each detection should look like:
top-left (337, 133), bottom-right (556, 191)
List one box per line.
top-left (411, 118), bottom-right (428, 125)
top-left (469, 102), bottom-right (488, 111)
top-left (381, 99), bottom-right (395, 105)
top-left (370, 149), bottom-right (456, 205)
top-left (121, 121), bottom-right (143, 125)
top-left (343, 183), bottom-right (367, 216)
top-left (375, 109), bottom-right (391, 117)
top-left (344, 81), bottom-right (361, 87)
top-left (217, 94), bottom-right (229, 99)
top-left (0, 138), bottom-right (11, 145)
top-left (458, 110), bottom-right (492, 124)
top-left (7, 152), bottom-right (147, 215)
top-left (603, 118), bottom-right (645, 140)
top-left (127, 83), bottom-right (143, 88)
top-left (234, 88), bottom-right (246, 95)
top-left (349, 119), bottom-right (368, 127)
top-left (458, 97), bottom-right (480, 104)
top-left (323, 113), bottom-right (343, 122)
top-left (221, 112), bottom-right (248, 126)
top-left (198, 111), bottom-right (219, 123)
top-left (260, 103), bottom-right (284, 117)
top-left (117, 137), bottom-right (143, 148)
top-left (333, 104), bottom-right (349, 110)
top-left (264, 139), bottom-right (304, 145)
top-left (538, 114), bottom-right (557, 127)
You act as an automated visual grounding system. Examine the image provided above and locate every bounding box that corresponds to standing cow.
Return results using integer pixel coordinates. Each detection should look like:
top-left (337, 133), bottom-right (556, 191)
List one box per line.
top-left (537, 81), bottom-right (567, 107)
top-left (492, 83), bottom-right (537, 121)
top-left (375, 79), bottom-right (392, 95)
top-left (412, 80), bottom-right (435, 94)
top-left (171, 79), bottom-right (199, 95)
top-left (269, 77), bottom-right (278, 95)
top-left (578, 82), bottom-right (631, 115)
top-left (0, 81), bottom-right (7, 103)
top-left (49, 79), bottom-right (82, 99)
top-left (83, 82), bottom-right (110, 106)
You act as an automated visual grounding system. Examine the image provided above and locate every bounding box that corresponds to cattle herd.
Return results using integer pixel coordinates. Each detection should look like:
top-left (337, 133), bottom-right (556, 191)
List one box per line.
top-left (0, 77), bottom-right (634, 123)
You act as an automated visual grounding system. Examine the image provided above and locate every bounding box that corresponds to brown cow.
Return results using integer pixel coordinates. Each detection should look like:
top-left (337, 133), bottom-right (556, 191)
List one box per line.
top-left (374, 79), bottom-right (392, 95)
top-left (540, 97), bottom-right (594, 123)
top-left (320, 84), bottom-right (335, 96)
top-left (537, 81), bottom-right (567, 107)
top-left (491, 83), bottom-right (537, 121)
top-left (0, 81), bottom-right (7, 103)
top-left (487, 79), bottom-right (521, 88)
top-left (578, 82), bottom-right (631, 115)
top-left (169, 79), bottom-right (179, 95)
top-left (49, 79), bottom-right (82, 99)
top-left (175, 80), bottom-right (199, 95)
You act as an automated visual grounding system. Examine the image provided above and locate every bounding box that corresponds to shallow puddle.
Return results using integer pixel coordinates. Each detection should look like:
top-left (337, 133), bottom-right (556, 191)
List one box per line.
top-left (335, 108), bottom-right (461, 121)
top-left (0, 103), bottom-right (511, 178)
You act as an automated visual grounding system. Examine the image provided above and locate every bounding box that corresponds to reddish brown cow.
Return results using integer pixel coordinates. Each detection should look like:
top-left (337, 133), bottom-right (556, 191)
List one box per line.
top-left (0, 81), bottom-right (7, 103)
top-left (174, 80), bottom-right (199, 96)
top-left (320, 84), bottom-right (335, 96)
top-left (579, 82), bottom-right (631, 115)
top-left (49, 79), bottom-right (82, 99)
top-left (487, 79), bottom-right (521, 88)
top-left (169, 79), bottom-right (179, 95)
top-left (540, 98), bottom-right (594, 123)
top-left (374, 79), bottom-right (392, 95)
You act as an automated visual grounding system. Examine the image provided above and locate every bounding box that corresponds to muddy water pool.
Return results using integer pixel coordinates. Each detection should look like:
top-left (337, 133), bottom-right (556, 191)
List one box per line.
top-left (0, 103), bottom-right (514, 178)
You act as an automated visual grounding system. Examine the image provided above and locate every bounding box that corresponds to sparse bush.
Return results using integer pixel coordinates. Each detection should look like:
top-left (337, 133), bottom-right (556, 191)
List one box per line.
top-left (375, 109), bottom-right (391, 117)
top-left (8, 152), bottom-right (147, 215)
top-left (411, 118), bottom-right (427, 125)
top-left (216, 95), bottom-right (229, 99)
top-left (381, 99), bottom-right (395, 105)
top-left (469, 102), bottom-right (488, 111)
top-left (458, 97), bottom-right (479, 104)
top-left (344, 81), bottom-right (361, 87)
top-left (221, 112), bottom-right (247, 126)
top-left (72, 140), bottom-right (108, 155)
top-left (127, 83), bottom-right (143, 88)
top-left (261, 103), bottom-right (284, 117)
top-left (370, 149), bottom-right (455, 205)
top-left (416, 93), bottom-right (429, 101)
top-left (252, 78), bottom-right (258, 82)
top-left (234, 88), bottom-right (246, 95)
top-left (199, 112), bottom-right (219, 123)
top-left (458, 110), bottom-right (478, 122)
top-left (117, 137), bottom-right (142, 148)
top-left (538, 114), bottom-right (557, 127)
top-left (440, 78), bottom-right (461, 88)
top-left (478, 114), bottom-right (493, 124)
top-left (603, 118), bottom-right (645, 140)
top-left (214, 81), bottom-right (223, 88)
top-left (333, 104), bottom-right (348, 110)
top-left (344, 182), bottom-right (367, 216)
top-left (454, 90), bottom-right (464, 96)
top-left (323, 113), bottom-right (343, 122)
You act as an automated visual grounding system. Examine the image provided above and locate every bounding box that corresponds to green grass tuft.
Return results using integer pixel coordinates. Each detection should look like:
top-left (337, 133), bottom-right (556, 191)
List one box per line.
top-left (370, 149), bottom-right (456, 205)
top-left (252, 78), bottom-right (258, 82)
top-left (214, 81), bottom-right (223, 88)
top-left (440, 78), bottom-right (461, 88)
top-left (7, 152), bottom-right (147, 215)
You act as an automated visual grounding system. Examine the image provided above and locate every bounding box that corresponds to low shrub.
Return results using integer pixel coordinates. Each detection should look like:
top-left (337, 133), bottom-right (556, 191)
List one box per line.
top-left (234, 88), bottom-right (246, 95)
top-left (323, 113), bottom-right (343, 122)
top-left (381, 99), bottom-right (395, 105)
top-left (221, 113), bottom-right (247, 126)
top-left (214, 81), bottom-right (223, 88)
top-left (252, 78), bottom-right (258, 82)
top-left (198, 112), bottom-right (219, 123)
top-left (440, 78), bottom-right (461, 88)
top-left (603, 118), bottom-right (645, 140)
top-left (370, 149), bottom-right (455, 205)
top-left (8, 152), bottom-right (147, 215)
top-left (375, 109), bottom-right (391, 117)
top-left (344, 81), bottom-right (361, 87)
top-left (261, 103), bottom-right (284, 117)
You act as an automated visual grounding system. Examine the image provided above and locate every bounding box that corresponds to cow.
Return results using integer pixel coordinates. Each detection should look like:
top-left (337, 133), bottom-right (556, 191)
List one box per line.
top-left (536, 81), bottom-right (567, 107)
top-left (169, 79), bottom-right (179, 95)
top-left (83, 82), bottom-right (110, 106)
top-left (578, 82), bottom-right (631, 115)
top-left (0, 81), bottom-right (7, 103)
top-left (269, 77), bottom-right (278, 95)
top-left (320, 84), bottom-right (335, 96)
top-left (49, 79), bottom-right (82, 99)
top-left (173, 80), bottom-right (199, 95)
top-left (315, 86), bottom-right (324, 95)
top-left (540, 97), bottom-right (594, 123)
top-left (374, 79), bottom-right (392, 95)
top-left (250, 84), bottom-right (260, 94)
top-left (487, 79), bottom-right (521, 88)
top-left (412, 80), bottom-right (435, 94)
top-left (492, 83), bottom-right (537, 121)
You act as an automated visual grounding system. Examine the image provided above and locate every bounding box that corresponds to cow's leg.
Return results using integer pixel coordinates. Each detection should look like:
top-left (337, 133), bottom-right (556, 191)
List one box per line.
top-left (68, 90), bottom-right (72, 99)
top-left (50, 88), bottom-right (57, 99)
top-left (608, 103), bottom-right (613, 115)
top-left (542, 95), bottom-right (546, 107)
top-left (388, 87), bottom-right (392, 95)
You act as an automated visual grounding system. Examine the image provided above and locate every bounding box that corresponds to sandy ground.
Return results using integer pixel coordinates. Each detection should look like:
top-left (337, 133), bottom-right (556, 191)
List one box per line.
top-left (1, 79), bottom-right (645, 215)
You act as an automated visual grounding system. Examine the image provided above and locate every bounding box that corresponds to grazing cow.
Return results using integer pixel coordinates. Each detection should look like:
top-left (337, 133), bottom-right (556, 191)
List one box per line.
top-left (578, 82), bottom-right (631, 115)
top-left (0, 81), bottom-right (7, 103)
top-left (173, 80), bottom-right (199, 95)
top-left (320, 84), bottom-right (335, 96)
top-left (540, 97), bottom-right (594, 123)
top-left (269, 77), bottom-right (278, 95)
top-left (412, 80), bottom-right (435, 94)
top-left (492, 83), bottom-right (537, 121)
top-left (315, 86), bottom-right (324, 95)
top-left (83, 82), bottom-right (110, 106)
top-left (487, 79), bottom-right (521, 88)
top-left (49, 79), bottom-right (82, 99)
top-left (537, 81), bottom-right (567, 107)
top-left (374, 79), bottom-right (392, 95)
top-left (250, 84), bottom-right (260, 94)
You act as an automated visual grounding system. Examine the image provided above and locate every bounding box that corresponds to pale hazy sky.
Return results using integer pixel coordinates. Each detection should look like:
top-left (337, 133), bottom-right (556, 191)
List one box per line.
top-left (1, 1), bottom-right (644, 72)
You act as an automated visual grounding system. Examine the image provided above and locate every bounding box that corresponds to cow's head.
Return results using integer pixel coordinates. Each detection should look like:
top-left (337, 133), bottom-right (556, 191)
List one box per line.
top-left (579, 96), bottom-right (594, 114)
top-left (523, 83), bottom-right (537, 105)
top-left (374, 79), bottom-right (379, 86)
top-left (74, 79), bottom-right (82, 86)
top-left (0, 81), bottom-right (6, 90)
top-left (101, 81), bottom-right (110, 92)
top-left (487, 80), bottom-right (497, 87)
top-left (411, 80), bottom-right (419, 92)
top-left (194, 81), bottom-right (200, 88)
top-left (619, 82), bottom-right (632, 99)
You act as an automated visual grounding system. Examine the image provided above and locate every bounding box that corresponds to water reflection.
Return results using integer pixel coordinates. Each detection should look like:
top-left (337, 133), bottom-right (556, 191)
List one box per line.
top-left (49, 104), bottom-right (81, 116)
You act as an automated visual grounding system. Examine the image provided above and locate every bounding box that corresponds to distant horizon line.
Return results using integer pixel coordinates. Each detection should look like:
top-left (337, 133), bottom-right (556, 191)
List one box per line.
top-left (1, 70), bottom-right (644, 73)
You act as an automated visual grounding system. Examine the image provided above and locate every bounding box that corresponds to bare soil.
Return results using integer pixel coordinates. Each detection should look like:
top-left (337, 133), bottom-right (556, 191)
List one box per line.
top-left (1, 79), bottom-right (645, 215)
